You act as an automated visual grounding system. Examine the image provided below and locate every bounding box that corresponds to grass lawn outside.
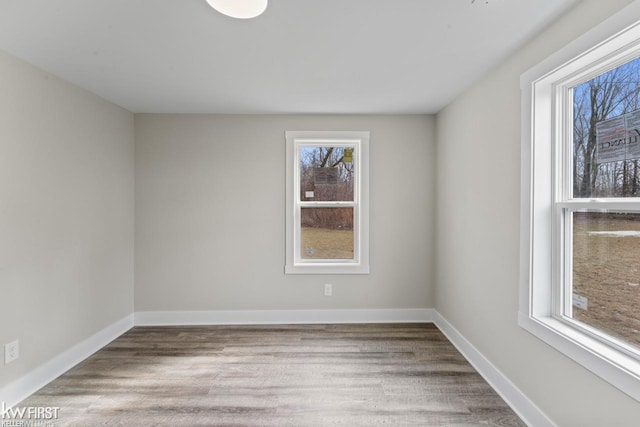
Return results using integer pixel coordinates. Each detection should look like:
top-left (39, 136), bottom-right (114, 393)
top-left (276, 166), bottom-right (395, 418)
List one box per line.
top-left (300, 227), bottom-right (353, 260)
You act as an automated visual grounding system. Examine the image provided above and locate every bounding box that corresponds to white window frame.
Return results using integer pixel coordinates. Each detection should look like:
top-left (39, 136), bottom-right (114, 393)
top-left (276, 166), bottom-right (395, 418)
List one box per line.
top-left (285, 131), bottom-right (370, 275)
top-left (520, 1), bottom-right (640, 402)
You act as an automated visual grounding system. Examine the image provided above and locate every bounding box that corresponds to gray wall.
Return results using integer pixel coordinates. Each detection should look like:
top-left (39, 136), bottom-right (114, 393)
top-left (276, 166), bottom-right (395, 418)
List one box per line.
top-left (0, 51), bottom-right (135, 388)
top-left (135, 115), bottom-right (435, 311)
top-left (435, 0), bottom-right (640, 425)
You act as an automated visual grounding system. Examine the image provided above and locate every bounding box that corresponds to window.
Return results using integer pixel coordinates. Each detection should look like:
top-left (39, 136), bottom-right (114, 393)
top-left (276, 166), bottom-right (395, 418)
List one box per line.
top-left (285, 131), bottom-right (369, 274)
top-left (520, 4), bottom-right (640, 401)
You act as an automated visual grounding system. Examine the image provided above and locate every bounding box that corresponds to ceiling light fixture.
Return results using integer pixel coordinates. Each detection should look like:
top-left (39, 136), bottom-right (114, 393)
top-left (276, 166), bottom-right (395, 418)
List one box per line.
top-left (206, 0), bottom-right (268, 19)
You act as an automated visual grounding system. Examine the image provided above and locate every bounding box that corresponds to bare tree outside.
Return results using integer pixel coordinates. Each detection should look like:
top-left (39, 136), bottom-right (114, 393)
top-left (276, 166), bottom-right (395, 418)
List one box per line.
top-left (573, 57), bottom-right (640, 197)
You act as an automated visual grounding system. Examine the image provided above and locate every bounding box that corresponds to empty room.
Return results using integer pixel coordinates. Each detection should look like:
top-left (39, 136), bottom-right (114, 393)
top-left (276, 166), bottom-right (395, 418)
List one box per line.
top-left (2, 0), bottom-right (640, 425)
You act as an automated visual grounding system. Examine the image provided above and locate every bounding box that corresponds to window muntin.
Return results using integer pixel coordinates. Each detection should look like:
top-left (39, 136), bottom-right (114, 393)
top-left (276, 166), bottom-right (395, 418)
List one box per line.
top-left (285, 131), bottom-right (369, 274)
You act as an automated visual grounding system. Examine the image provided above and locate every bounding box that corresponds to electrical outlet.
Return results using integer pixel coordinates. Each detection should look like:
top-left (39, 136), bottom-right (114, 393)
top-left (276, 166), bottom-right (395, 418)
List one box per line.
top-left (324, 283), bottom-right (333, 297)
top-left (5, 340), bottom-right (19, 365)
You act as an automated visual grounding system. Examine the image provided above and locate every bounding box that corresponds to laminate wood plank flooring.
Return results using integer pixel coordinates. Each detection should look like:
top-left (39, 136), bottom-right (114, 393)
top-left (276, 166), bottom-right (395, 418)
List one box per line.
top-left (19, 323), bottom-right (526, 426)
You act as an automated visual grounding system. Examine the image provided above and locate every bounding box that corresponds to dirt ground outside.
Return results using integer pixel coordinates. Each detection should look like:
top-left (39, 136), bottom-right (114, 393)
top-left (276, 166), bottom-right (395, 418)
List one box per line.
top-left (300, 227), bottom-right (353, 260)
top-left (572, 212), bottom-right (640, 348)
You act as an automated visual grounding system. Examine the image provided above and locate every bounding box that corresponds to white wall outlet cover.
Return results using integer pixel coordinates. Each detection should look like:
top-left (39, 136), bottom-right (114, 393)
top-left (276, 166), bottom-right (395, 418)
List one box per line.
top-left (5, 340), bottom-right (19, 364)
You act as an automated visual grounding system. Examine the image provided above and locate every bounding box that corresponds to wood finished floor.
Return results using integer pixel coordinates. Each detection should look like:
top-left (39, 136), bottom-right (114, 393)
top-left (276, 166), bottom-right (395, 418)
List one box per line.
top-left (20, 323), bottom-right (525, 426)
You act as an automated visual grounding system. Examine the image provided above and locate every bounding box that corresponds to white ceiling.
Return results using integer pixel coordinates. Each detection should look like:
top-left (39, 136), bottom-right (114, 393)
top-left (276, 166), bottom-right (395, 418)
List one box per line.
top-left (0, 0), bottom-right (578, 114)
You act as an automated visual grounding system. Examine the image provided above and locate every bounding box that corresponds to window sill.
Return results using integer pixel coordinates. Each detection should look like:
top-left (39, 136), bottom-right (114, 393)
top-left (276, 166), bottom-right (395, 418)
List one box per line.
top-left (518, 312), bottom-right (640, 401)
top-left (285, 263), bottom-right (370, 275)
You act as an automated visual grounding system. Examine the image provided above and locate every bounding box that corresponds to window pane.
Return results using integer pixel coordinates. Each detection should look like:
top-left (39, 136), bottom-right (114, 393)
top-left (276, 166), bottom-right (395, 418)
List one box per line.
top-left (571, 211), bottom-right (640, 348)
top-left (300, 207), bottom-right (353, 260)
top-left (572, 56), bottom-right (640, 198)
top-left (299, 146), bottom-right (355, 202)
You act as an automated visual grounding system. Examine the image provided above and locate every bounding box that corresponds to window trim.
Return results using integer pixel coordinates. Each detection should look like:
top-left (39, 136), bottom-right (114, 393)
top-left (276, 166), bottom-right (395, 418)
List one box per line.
top-left (285, 131), bottom-right (370, 275)
top-left (520, 1), bottom-right (640, 402)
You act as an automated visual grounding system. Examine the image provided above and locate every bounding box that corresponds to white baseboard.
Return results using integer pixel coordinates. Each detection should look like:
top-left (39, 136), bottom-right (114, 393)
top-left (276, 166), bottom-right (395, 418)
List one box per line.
top-left (0, 314), bottom-right (134, 408)
top-left (135, 308), bottom-right (435, 326)
top-left (433, 311), bottom-right (555, 427)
